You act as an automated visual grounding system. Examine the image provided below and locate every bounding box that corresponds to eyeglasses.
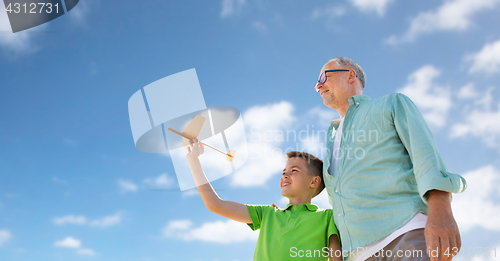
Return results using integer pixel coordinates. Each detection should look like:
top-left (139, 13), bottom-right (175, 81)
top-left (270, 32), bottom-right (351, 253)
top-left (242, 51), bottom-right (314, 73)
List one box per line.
top-left (315, 69), bottom-right (350, 92)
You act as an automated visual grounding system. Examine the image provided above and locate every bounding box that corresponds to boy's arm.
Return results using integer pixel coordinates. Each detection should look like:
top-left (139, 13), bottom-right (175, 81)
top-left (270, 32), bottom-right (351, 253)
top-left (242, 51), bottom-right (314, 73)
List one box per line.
top-left (186, 139), bottom-right (252, 224)
top-left (328, 234), bottom-right (342, 261)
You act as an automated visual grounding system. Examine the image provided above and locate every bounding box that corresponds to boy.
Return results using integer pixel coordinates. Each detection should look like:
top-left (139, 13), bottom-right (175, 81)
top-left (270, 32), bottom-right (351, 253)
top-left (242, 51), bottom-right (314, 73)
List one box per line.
top-left (186, 139), bottom-right (342, 261)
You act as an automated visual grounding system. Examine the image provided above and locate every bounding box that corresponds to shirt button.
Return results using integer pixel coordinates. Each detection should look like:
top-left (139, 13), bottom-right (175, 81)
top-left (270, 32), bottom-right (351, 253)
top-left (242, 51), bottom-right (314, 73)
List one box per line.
top-left (335, 189), bottom-right (338, 193)
top-left (356, 102), bottom-right (359, 105)
top-left (338, 213), bottom-right (342, 217)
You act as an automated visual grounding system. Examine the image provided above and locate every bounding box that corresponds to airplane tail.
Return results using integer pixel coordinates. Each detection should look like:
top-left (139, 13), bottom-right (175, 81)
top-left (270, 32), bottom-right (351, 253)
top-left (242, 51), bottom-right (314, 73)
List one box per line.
top-left (226, 150), bottom-right (236, 162)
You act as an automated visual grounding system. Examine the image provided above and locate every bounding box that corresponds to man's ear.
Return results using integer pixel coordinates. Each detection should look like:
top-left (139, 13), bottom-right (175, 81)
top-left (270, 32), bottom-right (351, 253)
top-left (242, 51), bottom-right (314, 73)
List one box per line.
top-left (348, 69), bottom-right (357, 84)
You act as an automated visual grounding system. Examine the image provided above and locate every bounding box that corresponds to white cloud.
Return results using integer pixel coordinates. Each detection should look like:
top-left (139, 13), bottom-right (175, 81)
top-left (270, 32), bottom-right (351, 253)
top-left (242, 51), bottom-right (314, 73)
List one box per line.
top-left (300, 133), bottom-right (324, 156)
top-left (307, 107), bottom-right (339, 129)
top-left (76, 248), bottom-right (97, 256)
top-left (312, 190), bottom-right (332, 210)
top-left (311, 6), bottom-right (346, 20)
top-left (54, 236), bottom-right (97, 256)
top-left (143, 174), bottom-right (172, 189)
top-left (457, 83), bottom-right (478, 99)
top-left (298, 107), bottom-right (338, 157)
top-left (387, 0), bottom-right (500, 44)
top-left (118, 179), bottom-right (138, 193)
top-left (349, 0), bottom-right (394, 16)
top-left (252, 21), bottom-right (267, 33)
top-left (0, 230), bottom-right (11, 246)
top-left (397, 65), bottom-right (452, 128)
top-left (220, 0), bottom-right (245, 18)
top-left (163, 220), bottom-right (192, 233)
top-left (54, 237), bottom-right (81, 248)
top-left (0, 4), bottom-right (36, 54)
top-left (0, 0), bottom-right (88, 54)
top-left (162, 219), bottom-right (258, 243)
top-left (452, 165), bottom-right (500, 232)
top-left (229, 102), bottom-right (337, 187)
top-left (466, 39), bottom-right (500, 74)
top-left (230, 102), bottom-right (296, 187)
top-left (451, 92), bottom-right (500, 148)
top-left (89, 213), bottom-right (121, 228)
top-left (53, 213), bottom-right (121, 228)
top-left (243, 101), bottom-right (295, 131)
top-left (278, 197), bottom-right (288, 208)
top-left (53, 215), bottom-right (87, 225)
top-left (231, 143), bottom-right (286, 187)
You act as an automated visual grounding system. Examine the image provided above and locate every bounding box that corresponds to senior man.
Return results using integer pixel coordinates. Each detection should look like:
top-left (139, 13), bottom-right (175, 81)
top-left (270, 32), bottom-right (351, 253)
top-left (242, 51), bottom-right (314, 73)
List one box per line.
top-left (315, 57), bottom-right (466, 261)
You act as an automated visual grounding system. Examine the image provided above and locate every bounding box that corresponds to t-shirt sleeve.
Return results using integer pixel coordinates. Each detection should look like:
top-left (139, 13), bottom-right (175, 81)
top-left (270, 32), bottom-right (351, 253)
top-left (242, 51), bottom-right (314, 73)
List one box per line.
top-left (246, 205), bottom-right (270, 231)
top-left (326, 209), bottom-right (339, 241)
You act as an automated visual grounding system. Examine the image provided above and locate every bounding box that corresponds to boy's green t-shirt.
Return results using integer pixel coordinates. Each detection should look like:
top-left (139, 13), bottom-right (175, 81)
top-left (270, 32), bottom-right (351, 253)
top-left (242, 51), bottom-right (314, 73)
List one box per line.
top-left (247, 204), bottom-right (339, 261)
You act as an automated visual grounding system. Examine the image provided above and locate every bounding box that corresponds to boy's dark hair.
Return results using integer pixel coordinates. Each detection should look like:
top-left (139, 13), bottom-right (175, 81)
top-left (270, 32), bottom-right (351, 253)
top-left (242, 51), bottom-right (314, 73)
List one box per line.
top-left (285, 151), bottom-right (324, 197)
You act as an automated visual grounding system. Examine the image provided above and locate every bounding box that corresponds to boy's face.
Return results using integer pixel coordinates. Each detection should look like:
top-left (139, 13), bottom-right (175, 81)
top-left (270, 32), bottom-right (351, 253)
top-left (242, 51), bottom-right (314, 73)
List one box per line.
top-left (280, 157), bottom-right (315, 198)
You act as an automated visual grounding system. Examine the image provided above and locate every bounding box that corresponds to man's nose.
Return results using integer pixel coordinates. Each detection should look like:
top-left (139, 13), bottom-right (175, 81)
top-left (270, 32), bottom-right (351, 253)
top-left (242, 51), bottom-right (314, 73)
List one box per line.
top-left (315, 82), bottom-right (323, 93)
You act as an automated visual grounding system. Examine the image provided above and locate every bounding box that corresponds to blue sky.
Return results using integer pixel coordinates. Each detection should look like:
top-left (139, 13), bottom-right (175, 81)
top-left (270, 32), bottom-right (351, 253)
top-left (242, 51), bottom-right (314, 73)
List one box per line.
top-left (1, 0), bottom-right (500, 260)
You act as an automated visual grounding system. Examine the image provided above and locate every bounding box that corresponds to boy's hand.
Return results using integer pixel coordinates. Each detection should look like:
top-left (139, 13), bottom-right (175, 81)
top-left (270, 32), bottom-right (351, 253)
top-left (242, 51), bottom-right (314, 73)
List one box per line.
top-left (185, 137), bottom-right (252, 224)
top-left (186, 139), bottom-right (204, 158)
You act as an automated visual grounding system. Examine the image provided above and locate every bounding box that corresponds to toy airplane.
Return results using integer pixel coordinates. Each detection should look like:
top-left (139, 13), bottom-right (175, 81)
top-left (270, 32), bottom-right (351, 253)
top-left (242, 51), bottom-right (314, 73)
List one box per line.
top-left (168, 115), bottom-right (236, 162)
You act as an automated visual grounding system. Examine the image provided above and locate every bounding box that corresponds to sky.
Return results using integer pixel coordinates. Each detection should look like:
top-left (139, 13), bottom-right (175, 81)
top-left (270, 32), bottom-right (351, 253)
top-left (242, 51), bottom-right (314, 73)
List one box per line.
top-left (1, 0), bottom-right (500, 260)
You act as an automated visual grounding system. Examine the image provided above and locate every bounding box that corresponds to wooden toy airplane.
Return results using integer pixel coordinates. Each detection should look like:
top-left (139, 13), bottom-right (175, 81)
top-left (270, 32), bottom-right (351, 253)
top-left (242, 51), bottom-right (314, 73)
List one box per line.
top-left (168, 115), bottom-right (236, 162)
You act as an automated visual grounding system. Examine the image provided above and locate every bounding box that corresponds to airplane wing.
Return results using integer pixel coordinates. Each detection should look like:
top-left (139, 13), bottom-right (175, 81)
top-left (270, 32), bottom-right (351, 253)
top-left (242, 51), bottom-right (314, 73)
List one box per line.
top-left (181, 115), bottom-right (206, 148)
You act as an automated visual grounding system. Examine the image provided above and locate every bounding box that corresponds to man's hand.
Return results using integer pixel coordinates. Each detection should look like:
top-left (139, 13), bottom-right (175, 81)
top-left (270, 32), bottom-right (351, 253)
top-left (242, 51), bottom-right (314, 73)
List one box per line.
top-left (186, 139), bottom-right (204, 159)
top-left (425, 190), bottom-right (461, 261)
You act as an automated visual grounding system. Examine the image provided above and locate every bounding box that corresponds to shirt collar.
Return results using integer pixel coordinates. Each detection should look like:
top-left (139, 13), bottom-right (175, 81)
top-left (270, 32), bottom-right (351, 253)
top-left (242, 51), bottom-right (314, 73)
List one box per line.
top-left (283, 203), bottom-right (319, 212)
top-left (349, 94), bottom-right (371, 107)
top-left (330, 95), bottom-right (372, 127)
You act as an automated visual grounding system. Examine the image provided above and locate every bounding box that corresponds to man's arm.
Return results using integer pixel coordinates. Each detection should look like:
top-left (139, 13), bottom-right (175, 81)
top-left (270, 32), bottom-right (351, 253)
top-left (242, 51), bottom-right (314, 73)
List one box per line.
top-left (425, 190), bottom-right (461, 261)
top-left (392, 94), bottom-right (466, 261)
top-left (186, 139), bottom-right (252, 224)
top-left (328, 234), bottom-right (342, 261)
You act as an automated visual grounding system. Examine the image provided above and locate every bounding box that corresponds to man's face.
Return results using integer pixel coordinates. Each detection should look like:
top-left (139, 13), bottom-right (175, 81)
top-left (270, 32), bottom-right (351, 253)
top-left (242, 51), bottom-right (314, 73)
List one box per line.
top-left (280, 157), bottom-right (314, 198)
top-left (316, 62), bottom-right (352, 110)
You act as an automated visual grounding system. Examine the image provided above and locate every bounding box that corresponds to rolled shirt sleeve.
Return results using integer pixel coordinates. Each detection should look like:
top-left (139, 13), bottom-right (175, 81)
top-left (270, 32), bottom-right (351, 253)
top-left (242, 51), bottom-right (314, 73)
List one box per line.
top-left (392, 93), bottom-right (467, 204)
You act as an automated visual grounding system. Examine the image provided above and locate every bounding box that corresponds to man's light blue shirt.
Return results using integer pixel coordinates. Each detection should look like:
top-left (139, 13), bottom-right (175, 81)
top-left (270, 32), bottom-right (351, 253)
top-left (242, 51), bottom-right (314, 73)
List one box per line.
top-left (323, 93), bottom-right (467, 252)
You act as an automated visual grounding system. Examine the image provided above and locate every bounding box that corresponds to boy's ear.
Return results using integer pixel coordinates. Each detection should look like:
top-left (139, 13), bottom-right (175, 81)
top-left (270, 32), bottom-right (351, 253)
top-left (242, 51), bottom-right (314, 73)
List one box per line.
top-left (310, 176), bottom-right (321, 189)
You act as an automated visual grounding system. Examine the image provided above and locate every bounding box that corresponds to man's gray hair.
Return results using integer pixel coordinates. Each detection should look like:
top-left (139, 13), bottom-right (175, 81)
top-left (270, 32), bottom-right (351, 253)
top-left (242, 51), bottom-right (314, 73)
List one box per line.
top-left (329, 57), bottom-right (366, 89)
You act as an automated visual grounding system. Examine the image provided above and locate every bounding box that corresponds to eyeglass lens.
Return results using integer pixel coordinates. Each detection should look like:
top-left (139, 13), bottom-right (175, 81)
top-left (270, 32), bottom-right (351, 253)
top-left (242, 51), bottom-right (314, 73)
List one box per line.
top-left (319, 72), bottom-right (326, 84)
